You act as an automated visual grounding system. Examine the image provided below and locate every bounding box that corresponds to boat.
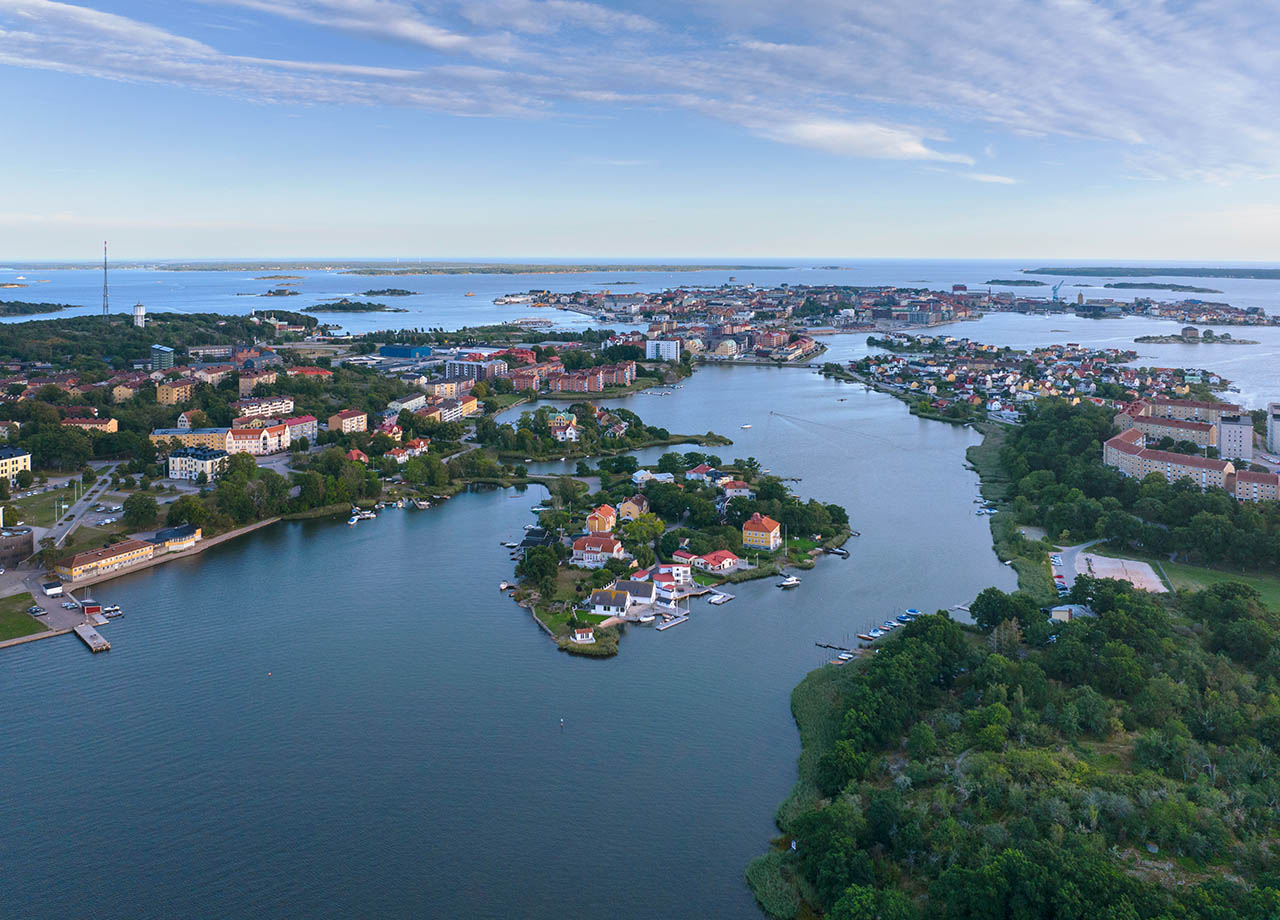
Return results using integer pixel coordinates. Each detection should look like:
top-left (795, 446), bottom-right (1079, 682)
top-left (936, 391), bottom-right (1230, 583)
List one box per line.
top-left (465, 291), bottom-right (475, 296)
top-left (882, 620), bottom-right (898, 630)
top-left (414, 499), bottom-right (431, 510)
top-left (708, 593), bottom-right (734, 605)
top-left (868, 627), bottom-right (885, 639)
top-left (857, 632), bottom-right (876, 642)
top-left (850, 531), bottom-right (860, 537)
top-left (638, 614), bottom-right (656, 624)
top-left (530, 505), bottom-right (549, 513)
top-left (837, 652), bottom-right (854, 661)
top-left (740, 424), bottom-right (752, 429)
top-left (896, 614), bottom-right (913, 624)
top-left (777, 575), bottom-right (801, 589)
top-left (499, 581), bottom-right (511, 591)
top-left (824, 546), bottom-right (849, 558)
top-left (905, 608), bottom-right (921, 616)
top-left (348, 516), bottom-right (358, 525)
top-left (502, 541), bottom-right (519, 549)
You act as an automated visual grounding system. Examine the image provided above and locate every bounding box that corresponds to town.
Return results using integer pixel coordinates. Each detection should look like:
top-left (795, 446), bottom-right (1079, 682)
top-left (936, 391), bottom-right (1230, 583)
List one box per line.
top-left (493, 280), bottom-right (1279, 334)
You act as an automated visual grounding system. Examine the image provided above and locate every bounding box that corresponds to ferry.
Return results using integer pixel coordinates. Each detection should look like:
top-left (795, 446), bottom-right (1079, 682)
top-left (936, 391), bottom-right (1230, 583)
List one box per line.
top-left (777, 575), bottom-right (801, 589)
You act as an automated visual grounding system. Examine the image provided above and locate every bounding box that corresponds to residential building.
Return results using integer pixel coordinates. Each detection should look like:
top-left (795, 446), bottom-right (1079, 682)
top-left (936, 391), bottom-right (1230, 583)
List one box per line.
top-left (226, 425), bottom-right (290, 455)
top-left (586, 504), bottom-right (616, 534)
top-left (233, 395), bottom-right (295, 418)
top-left (283, 415), bottom-right (318, 442)
top-left (618, 495), bottom-right (649, 521)
top-left (56, 539), bottom-right (155, 581)
top-left (167, 446), bottom-right (229, 480)
top-left (150, 344), bottom-right (175, 370)
top-left (743, 512), bottom-right (783, 550)
top-left (1103, 430), bottom-right (1235, 491)
top-left (329, 409), bottom-right (368, 434)
top-left (694, 549), bottom-right (741, 572)
top-left (549, 411), bottom-right (579, 442)
top-left (1144, 396), bottom-right (1241, 424)
top-left (588, 589), bottom-right (631, 617)
top-left (721, 480), bottom-right (753, 500)
top-left (0, 447), bottom-right (32, 484)
top-left (238, 369), bottom-right (277, 396)
top-left (1268, 403), bottom-right (1280, 455)
top-left (1218, 415), bottom-right (1255, 462)
top-left (346, 449), bottom-right (369, 464)
top-left (571, 535), bottom-right (626, 568)
top-left (1232, 471), bottom-right (1280, 503)
top-left (193, 364), bottom-right (235, 385)
top-left (387, 394), bottom-right (427, 414)
top-left (445, 358), bottom-right (507, 380)
top-left (612, 580), bottom-right (656, 607)
top-left (156, 379), bottom-right (194, 406)
top-left (645, 339), bottom-right (682, 362)
top-left (149, 427), bottom-right (230, 450)
top-left (188, 344), bottom-right (235, 361)
top-left (423, 378), bottom-right (463, 398)
top-left (571, 626), bottom-right (596, 644)
top-left (61, 417), bottom-right (118, 434)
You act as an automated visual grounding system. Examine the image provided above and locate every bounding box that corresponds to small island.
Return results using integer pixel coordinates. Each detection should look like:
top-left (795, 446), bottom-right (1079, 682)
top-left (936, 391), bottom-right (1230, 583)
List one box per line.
top-left (361, 288), bottom-right (417, 297)
top-left (253, 274), bottom-right (303, 280)
top-left (0, 282), bottom-right (29, 289)
top-left (303, 299), bottom-right (408, 313)
top-left (1105, 282), bottom-right (1222, 293)
top-left (1136, 328), bottom-right (1257, 345)
top-left (261, 288), bottom-right (299, 297)
top-left (985, 278), bottom-right (1046, 286)
top-left (0, 300), bottom-right (70, 316)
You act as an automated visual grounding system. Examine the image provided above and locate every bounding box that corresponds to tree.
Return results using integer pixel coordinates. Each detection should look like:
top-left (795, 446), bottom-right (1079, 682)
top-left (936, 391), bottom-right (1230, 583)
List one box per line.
top-left (122, 492), bottom-right (158, 530)
top-left (165, 494), bottom-right (207, 528)
top-left (15, 469), bottom-right (33, 489)
top-left (39, 536), bottom-right (58, 570)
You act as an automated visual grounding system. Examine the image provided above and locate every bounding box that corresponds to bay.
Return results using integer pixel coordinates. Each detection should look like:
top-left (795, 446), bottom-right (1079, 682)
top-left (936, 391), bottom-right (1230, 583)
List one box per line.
top-left (0, 365), bottom-right (1015, 919)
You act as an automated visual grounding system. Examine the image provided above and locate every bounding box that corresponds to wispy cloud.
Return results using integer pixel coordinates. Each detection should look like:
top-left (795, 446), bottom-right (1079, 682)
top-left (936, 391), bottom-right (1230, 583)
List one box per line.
top-left (3, 0), bottom-right (1280, 180)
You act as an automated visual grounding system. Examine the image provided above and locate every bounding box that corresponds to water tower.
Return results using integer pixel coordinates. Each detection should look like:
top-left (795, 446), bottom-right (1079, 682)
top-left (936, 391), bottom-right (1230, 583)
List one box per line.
top-left (133, 302), bottom-right (146, 328)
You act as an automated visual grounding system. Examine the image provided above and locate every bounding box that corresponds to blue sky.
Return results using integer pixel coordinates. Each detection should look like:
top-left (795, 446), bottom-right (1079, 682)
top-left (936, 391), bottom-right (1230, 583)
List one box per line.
top-left (2, 0), bottom-right (1279, 260)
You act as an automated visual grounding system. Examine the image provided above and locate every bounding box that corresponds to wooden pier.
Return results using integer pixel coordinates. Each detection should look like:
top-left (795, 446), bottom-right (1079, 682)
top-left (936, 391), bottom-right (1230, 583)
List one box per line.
top-left (655, 615), bottom-right (689, 631)
top-left (73, 624), bottom-right (110, 653)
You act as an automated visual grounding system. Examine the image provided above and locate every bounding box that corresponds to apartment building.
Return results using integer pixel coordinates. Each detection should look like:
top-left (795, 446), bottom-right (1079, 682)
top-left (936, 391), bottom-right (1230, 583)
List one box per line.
top-left (232, 395), bottom-right (295, 418)
top-left (328, 409), bottom-right (368, 434)
top-left (226, 424), bottom-right (290, 455)
top-left (167, 446), bottom-right (229, 480)
top-left (0, 447), bottom-right (31, 484)
top-left (156, 379), bottom-right (195, 406)
top-left (150, 427), bottom-right (231, 449)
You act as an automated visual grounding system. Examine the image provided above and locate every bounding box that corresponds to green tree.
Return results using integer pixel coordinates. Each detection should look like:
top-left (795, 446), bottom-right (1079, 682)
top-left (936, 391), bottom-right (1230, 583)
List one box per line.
top-left (122, 492), bottom-right (158, 530)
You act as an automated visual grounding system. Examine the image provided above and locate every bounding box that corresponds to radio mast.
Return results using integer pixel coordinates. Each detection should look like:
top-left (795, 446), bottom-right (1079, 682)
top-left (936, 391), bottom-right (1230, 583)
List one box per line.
top-left (102, 241), bottom-right (109, 317)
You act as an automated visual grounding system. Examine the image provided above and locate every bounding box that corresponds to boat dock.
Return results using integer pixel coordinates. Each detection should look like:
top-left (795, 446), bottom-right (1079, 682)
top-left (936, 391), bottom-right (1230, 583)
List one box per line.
top-left (708, 591), bottom-right (734, 605)
top-left (655, 615), bottom-right (689, 631)
top-left (73, 624), bottom-right (110, 653)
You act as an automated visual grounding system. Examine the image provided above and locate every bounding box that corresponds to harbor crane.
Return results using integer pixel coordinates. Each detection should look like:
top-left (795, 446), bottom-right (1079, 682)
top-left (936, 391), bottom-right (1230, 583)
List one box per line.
top-left (1051, 280), bottom-right (1065, 302)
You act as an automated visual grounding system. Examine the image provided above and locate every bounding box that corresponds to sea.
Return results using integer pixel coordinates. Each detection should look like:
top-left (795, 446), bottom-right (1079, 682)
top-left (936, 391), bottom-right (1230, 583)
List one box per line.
top-left (1, 259), bottom-right (1278, 918)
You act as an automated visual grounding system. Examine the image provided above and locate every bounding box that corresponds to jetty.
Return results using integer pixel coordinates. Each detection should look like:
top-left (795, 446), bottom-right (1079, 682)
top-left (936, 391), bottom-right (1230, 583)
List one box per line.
top-left (73, 624), bottom-right (110, 653)
top-left (655, 615), bottom-right (689, 631)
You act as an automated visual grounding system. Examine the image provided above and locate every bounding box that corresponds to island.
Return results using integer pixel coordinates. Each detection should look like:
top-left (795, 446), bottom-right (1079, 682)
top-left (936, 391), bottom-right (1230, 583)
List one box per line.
top-left (261, 288), bottom-right (299, 297)
top-left (253, 274), bottom-right (303, 280)
top-left (0, 282), bottom-right (29, 289)
top-left (0, 300), bottom-right (70, 316)
top-left (303, 300), bottom-right (408, 313)
top-left (360, 288), bottom-right (417, 297)
top-left (503, 439), bottom-right (850, 658)
top-left (985, 278), bottom-right (1046, 286)
top-left (1105, 282), bottom-right (1222, 293)
top-left (1136, 329), bottom-right (1257, 344)
top-left (1024, 265), bottom-right (1280, 280)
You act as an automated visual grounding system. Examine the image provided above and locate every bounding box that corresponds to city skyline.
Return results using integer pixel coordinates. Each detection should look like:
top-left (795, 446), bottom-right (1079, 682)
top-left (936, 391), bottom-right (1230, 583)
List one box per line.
top-left (3, 0), bottom-right (1280, 259)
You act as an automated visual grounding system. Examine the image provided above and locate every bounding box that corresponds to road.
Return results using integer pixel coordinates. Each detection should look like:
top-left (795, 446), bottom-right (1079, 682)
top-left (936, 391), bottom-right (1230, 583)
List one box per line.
top-left (1053, 539), bottom-right (1101, 588)
top-left (43, 463), bottom-right (120, 548)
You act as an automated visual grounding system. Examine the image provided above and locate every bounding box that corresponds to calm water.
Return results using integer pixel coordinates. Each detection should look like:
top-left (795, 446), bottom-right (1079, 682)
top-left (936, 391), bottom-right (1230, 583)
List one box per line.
top-left (4, 258), bottom-right (1280, 335)
top-left (1, 366), bottom-right (1014, 919)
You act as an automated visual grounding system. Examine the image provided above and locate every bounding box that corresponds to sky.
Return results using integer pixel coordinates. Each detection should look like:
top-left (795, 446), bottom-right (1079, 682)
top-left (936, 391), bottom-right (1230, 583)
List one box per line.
top-left (2, 0), bottom-right (1280, 260)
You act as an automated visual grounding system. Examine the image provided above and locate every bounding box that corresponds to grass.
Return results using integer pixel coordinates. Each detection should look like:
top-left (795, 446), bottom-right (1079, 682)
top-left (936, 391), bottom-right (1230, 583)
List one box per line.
top-left (55, 525), bottom-right (126, 562)
top-left (5, 488), bottom-right (72, 527)
top-left (0, 592), bottom-right (48, 641)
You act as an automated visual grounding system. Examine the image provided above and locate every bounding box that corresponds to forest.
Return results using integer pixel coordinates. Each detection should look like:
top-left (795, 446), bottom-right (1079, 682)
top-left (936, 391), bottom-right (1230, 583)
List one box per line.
top-left (752, 577), bottom-right (1280, 919)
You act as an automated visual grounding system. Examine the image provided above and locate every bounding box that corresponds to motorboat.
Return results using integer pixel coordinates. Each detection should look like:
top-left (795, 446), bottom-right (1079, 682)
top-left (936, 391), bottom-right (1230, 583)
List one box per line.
top-left (777, 575), bottom-right (801, 589)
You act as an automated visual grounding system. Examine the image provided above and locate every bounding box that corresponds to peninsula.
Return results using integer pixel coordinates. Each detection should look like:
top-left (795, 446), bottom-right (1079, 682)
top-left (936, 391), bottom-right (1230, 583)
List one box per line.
top-left (1104, 282), bottom-right (1222, 293)
top-left (0, 300), bottom-right (70, 316)
top-left (1024, 265), bottom-right (1280, 280)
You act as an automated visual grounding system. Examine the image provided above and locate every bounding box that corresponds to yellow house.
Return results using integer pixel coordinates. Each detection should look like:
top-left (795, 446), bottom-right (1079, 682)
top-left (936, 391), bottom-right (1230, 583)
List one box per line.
top-left (742, 512), bottom-right (782, 551)
top-left (586, 504), bottom-right (616, 534)
top-left (157, 379), bottom-right (194, 406)
top-left (0, 447), bottom-right (32, 483)
top-left (618, 495), bottom-right (649, 521)
top-left (55, 539), bottom-right (155, 580)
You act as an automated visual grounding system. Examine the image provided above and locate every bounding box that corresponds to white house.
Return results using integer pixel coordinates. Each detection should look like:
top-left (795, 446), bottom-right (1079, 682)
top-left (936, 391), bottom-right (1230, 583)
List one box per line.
top-left (571, 535), bottom-right (626, 568)
top-left (571, 626), bottom-right (596, 644)
top-left (588, 589), bottom-right (631, 617)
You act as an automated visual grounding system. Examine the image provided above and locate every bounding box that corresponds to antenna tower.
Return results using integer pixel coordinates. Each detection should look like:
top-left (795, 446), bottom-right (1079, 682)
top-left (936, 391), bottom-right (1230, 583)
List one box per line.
top-left (102, 241), bottom-right (109, 316)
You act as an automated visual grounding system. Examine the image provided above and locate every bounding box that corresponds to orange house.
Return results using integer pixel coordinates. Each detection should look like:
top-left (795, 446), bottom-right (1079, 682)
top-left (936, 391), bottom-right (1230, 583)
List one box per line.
top-left (743, 512), bottom-right (782, 551)
top-left (586, 504), bottom-right (616, 534)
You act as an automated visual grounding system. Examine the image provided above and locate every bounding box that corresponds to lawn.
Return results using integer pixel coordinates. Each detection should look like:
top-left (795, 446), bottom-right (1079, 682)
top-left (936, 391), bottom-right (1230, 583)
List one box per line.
top-left (0, 592), bottom-right (48, 641)
top-left (5, 488), bottom-right (73, 528)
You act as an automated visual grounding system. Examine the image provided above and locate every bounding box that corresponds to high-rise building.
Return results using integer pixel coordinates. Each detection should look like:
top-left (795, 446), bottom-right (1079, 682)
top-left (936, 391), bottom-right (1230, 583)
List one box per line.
top-left (151, 344), bottom-right (175, 370)
top-left (1268, 403), bottom-right (1280, 455)
top-left (1218, 415), bottom-right (1255, 462)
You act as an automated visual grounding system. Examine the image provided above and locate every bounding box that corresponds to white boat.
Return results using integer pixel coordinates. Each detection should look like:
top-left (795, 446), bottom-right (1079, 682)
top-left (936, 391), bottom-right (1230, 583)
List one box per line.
top-left (414, 499), bottom-right (431, 509)
top-left (638, 614), bottom-right (656, 623)
top-left (347, 516), bottom-right (358, 525)
top-left (882, 620), bottom-right (898, 630)
top-left (868, 627), bottom-right (885, 638)
top-left (740, 424), bottom-right (752, 429)
top-left (777, 575), bottom-right (801, 589)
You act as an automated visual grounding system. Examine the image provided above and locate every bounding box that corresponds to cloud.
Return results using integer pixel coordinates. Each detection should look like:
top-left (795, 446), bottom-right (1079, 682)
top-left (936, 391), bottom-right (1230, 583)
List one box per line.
top-left (4, 0), bottom-right (1280, 180)
top-left (965, 173), bottom-right (1018, 185)
top-left (761, 118), bottom-right (973, 164)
